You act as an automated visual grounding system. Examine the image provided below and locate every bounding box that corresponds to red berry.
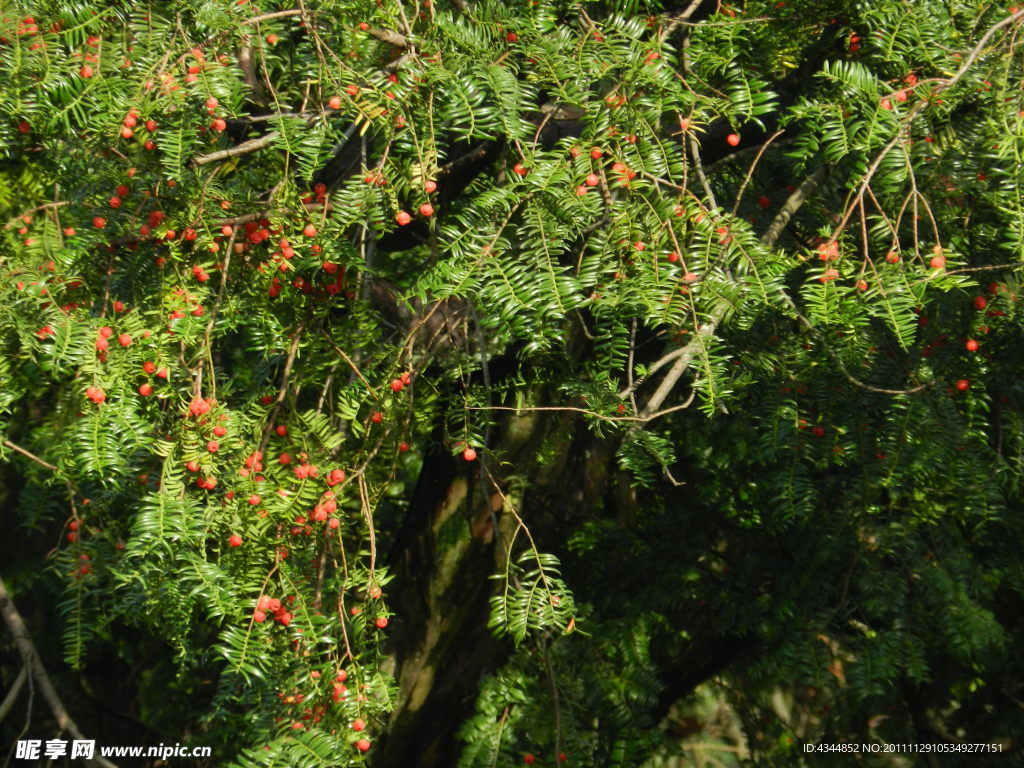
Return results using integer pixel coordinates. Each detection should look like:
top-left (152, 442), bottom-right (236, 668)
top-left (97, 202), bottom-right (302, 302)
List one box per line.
top-left (424, 180), bottom-right (437, 193)
top-left (524, 755), bottom-right (536, 766)
top-left (346, 84), bottom-right (360, 96)
top-left (205, 96), bottom-right (219, 110)
top-left (118, 333), bottom-right (132, 347)
top-left (513, 163), bottom-right (527, 176)
top-left (303, 224), bottom-right (317, 237)
top-left (92, 216), bottom-right (106, 229)
top-left (266, 33), bottom-right (277, 44)
top-left (966, 339), bottom-right (979, 351)
top-left (419, 203), bottom-right (434, 217)
top-left (207, 440), bottom-right (219, 453)
top-left (248, 494), bottom-right (261, 505)
top-left (356, 739), bottom-right (371, 752)
top-left (956, 379), bottom-right (970, 392)
top-left (253, 610), bottom-right (267, 623)
top-left (228, 533), bottom-right (243, 547)
top-left (590, 147), bottom-right (603, 159)
top-left (328, 95), bottom-right (342, 109)
top-left (371, 411), bottom-right (383, 424)
top-left (352, 718), bottom-right (365, 731)
top-left (584, 173), bottom-right (599, 187)
top-left (726, 133), bottom-right (741, 146)
top-left (80, 65), bottom-right (93, 78)
top-left (391, 379), bottom-right (404, 392)
top-left (974, 296), bottom-right (988, 310)
top-left (399, 441), bottom-right (410, 453)
top-left (214, 426), bottom-right (227, 436)
top-left (212, 118), bottom-right (227, 132)
top-left (139, 383), bottom-right (153, 396)
top-left (930, 255), bottom-right (945, 269)
top-left (462, 447), bottom-right (477, 462)
top-left (395, 210), bottom-right (411, 226)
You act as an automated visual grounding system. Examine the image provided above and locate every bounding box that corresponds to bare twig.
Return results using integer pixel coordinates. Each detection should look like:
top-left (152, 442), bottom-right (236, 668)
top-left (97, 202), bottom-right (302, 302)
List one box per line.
top-left (192, 133), bottom-right (279, 166)
top-left (0, 577), bottom-right (120, 768)
top-left (3, 440), bottom-right (58, 471)
top-left (0, 664), bottom-right (28, 723)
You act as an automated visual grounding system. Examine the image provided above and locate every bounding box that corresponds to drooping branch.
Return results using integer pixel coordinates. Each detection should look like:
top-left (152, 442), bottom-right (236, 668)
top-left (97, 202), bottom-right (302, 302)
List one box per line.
top-left (0, 576), bottom-right (120, 768)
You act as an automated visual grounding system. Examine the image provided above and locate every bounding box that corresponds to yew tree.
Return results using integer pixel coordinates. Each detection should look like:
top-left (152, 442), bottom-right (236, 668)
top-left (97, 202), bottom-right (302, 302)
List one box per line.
top-left (2, 0), bottom-right (1024, 766)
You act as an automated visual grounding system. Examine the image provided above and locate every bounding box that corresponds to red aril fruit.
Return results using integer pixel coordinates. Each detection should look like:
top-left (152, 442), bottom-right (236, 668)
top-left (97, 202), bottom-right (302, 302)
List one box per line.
top-left (303, 224), bottom-right (317, 237)
top-left (965, 339), bottom-right (979, 351)
top-left (138, 383), bottom-right (153, 396)
top-left (726, 133), bottom-right (741, 146)
top-left (419, 203), bottom-right (434, 217)
top-left (462, 447), bottom-right (477, 462)
top-left (395, 211), bottom-right (411, 226)
top-left (228, 533), bottom-right (243, 547)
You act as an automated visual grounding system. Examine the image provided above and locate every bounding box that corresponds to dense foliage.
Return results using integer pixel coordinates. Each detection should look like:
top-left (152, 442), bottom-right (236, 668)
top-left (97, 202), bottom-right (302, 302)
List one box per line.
top-left (2, 0), bottom-right (1024, 765)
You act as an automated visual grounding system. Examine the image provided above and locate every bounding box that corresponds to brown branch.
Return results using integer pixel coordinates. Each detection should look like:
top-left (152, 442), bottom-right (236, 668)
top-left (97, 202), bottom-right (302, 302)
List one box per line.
top-left (243, 9), bottom-right (304, 24)
top-left (3, 440), bottom-right (58, 471)
top-left (192, 132), bottom-right (279, 166)
top-left (367, 28), bottom-right (409, 48)
top-left (0, 663), bottom-right (28, 723)
top-left (0, 576), bottom-right (120, 768)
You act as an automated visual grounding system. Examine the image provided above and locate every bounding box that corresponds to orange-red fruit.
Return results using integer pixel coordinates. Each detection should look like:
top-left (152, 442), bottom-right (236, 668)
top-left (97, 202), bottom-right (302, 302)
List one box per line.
top-left (395, 210), bottom-right (411, 226)
top-left (726, 133), bottom-right (740, 146)
top-left (228, 533), bottom-right (243, 547)
top-left (303, 224), bottom-right (317, 237)
top-left (248, 494), bottom-right (261, 505)
top-left (424, 180), bottom-right (437, 193)
top-left (956, 379), bottom-right (970, 392)
top-left (462, 447), bottom-right (477, 462)
top-left (399, 441), bottom-right (410, 453)
top-left (328, 96), bottom-right (342, 109)
top-left (118, 333), bottom-right (132, 347)
top-left (974, 296), bottom-right (988, 310)
top-left (139, 383), bottom-right (153, 396)
top-left (346, 84), bottom-right (360, 96)
top-left (275, 425), bottom-right (287, 437)
top-left (356, 739), bottom-right (371, 753)
top-left (391, 379), bottom-right (404, 392)
top-left (930, 255), bottom-right (945, 269)
top-left (371, 411), bottom-right (383, 424)
top-left (419, 203), bottom-right (434, 217)
top-left (80, 65), bottom-right (93, 78)
top-left (375, 616), bottom-right (388, 629)
top-left (966, 339), bottom-right (979, 351)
